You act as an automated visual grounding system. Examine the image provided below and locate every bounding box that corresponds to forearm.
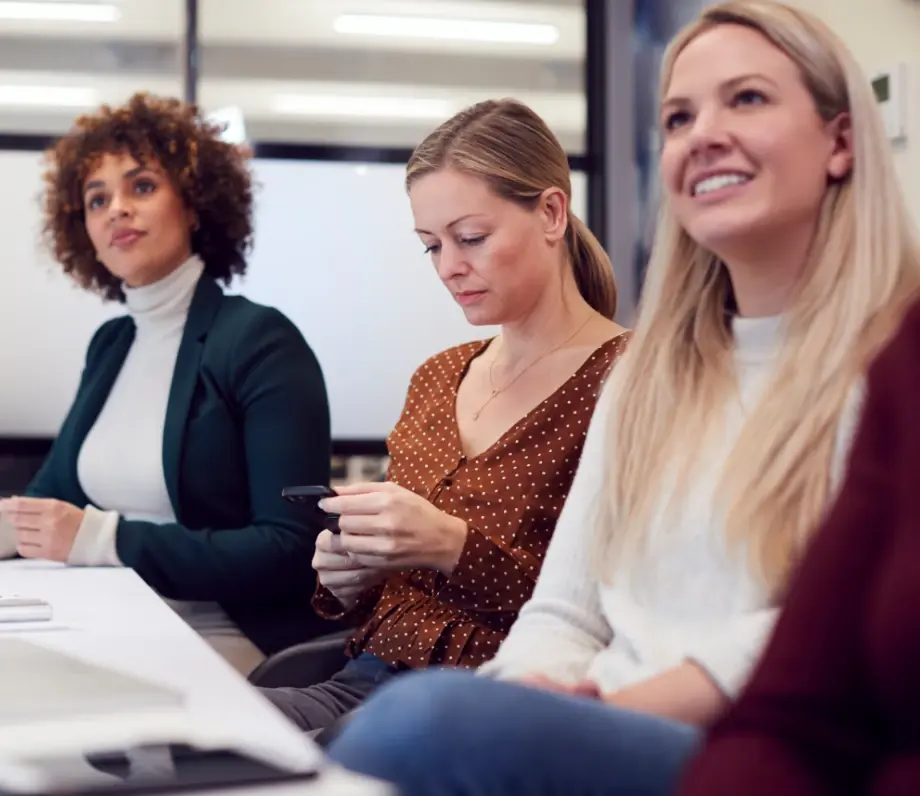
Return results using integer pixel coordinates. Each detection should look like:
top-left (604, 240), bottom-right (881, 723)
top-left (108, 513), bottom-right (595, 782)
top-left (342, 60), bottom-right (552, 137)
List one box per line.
top-left (608, 661), bottom-right (729, 727)
top-left (117, 518), bottom-right (315, 603)
top-left (431, 515), bottom-right (469, 575)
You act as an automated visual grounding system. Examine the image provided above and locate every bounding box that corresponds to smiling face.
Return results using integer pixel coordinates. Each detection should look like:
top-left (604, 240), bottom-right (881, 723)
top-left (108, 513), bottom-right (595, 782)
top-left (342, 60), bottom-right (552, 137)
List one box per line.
top-left (658, 23), bottom-right (852, 264)
top-left (82, 151), bottom-right (195, 288)
top-left (408, 167), bottom-right (567, 326)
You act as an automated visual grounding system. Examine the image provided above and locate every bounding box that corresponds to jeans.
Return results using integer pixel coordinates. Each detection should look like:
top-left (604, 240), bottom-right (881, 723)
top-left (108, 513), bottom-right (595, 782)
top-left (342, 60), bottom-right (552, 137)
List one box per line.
top-left (327, 669), bottom-right (701, 796)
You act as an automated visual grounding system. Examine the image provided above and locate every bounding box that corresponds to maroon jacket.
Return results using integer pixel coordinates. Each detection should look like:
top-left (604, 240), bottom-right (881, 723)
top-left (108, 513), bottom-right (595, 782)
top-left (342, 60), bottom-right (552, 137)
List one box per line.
top-left (679, 297), bottom-right (920, 796)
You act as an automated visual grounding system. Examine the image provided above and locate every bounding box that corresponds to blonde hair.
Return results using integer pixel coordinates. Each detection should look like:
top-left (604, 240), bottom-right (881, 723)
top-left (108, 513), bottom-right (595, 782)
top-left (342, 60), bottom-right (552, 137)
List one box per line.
top-left (406, 98), bottom-right (618, 318)
top-left (601, 0), bottom-right (920, 588)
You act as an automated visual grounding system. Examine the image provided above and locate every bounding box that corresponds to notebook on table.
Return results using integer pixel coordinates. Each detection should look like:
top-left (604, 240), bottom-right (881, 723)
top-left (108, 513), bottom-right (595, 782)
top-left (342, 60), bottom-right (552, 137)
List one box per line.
top-left (0, 597), bottom-right (53, 624)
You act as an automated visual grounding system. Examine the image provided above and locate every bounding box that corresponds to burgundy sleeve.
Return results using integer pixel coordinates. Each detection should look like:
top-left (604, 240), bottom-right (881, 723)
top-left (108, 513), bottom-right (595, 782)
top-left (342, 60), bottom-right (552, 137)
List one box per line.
top-left (678, 350), bottom-right (900, 795)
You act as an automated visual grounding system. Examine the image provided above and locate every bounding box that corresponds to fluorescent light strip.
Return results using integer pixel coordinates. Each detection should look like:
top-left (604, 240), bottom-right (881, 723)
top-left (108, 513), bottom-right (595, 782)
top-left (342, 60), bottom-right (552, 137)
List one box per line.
top-left (0, 85), bottom-right (97, 107)
top-left (273, 94), bottom-right (453, 120)
top-left (0, 2), bottom-right (119, 22)
top-left (333, 14), bottom-right (559, 45)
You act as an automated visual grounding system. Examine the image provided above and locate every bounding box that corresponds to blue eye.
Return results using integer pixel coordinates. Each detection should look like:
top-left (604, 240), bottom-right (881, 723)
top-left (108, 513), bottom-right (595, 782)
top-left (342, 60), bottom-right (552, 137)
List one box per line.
top-left (663, 110), bottom-right (691, 131)
top-left (134, 178), bottom-right (156, 194)
top-left (734, 89), bottom-right (767, 106)
top-left (85, 194), bottom-right (105, 211)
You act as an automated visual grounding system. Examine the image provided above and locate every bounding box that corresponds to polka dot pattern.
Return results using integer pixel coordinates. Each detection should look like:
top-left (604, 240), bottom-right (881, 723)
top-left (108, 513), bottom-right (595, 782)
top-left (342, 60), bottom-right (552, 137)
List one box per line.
top-left (313, 333), bottom-right (628, 671)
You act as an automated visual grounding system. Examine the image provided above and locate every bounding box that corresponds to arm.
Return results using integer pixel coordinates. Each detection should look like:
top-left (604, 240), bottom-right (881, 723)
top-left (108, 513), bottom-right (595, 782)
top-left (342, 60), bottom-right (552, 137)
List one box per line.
top-left (478, 377), bottom-right (618, 682)
top-left (617, 377), bottom-right (867, 722)
top-left (0, 322), bottom-right (122, 559)
top-left (308, 357), bottom-right (437, 624)
top-left (113, 309), bottom-right (331, 604)
top-left (678, 356), bottom-right (897, 795)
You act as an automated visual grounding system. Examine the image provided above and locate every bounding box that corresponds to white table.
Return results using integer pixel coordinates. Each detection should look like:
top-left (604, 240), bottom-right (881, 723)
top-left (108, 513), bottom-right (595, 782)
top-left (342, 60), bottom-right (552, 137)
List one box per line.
top-left (0, 559), bottom-right (391, 796)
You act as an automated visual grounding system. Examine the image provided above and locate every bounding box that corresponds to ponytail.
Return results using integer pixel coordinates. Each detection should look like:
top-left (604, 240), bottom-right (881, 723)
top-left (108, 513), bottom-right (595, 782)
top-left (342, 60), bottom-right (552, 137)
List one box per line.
top-left (565, 213), bottom-right (618, 318)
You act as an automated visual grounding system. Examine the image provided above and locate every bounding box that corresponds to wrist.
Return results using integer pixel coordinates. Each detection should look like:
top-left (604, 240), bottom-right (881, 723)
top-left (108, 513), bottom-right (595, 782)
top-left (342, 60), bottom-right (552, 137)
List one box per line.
top-left (435, 514), bottom-right (468, 575)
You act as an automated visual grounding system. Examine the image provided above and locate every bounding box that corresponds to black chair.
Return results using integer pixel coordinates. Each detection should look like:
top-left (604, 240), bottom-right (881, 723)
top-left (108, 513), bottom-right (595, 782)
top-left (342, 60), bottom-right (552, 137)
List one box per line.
top-left (247, 629), bottom-right (351, 689)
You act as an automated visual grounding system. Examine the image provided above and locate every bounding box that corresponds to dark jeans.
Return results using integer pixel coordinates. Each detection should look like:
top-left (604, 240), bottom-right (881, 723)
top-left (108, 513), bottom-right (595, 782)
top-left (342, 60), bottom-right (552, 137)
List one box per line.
top-left (328, 669), bottom-right (701, 796)
top-left (258, 652), bottom-right (399, 733)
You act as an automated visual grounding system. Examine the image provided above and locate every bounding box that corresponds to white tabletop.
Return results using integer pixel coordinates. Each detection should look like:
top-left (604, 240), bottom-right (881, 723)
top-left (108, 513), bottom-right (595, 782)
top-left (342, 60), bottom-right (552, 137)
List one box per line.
top-left (0, 559), bottom-right (391, 796)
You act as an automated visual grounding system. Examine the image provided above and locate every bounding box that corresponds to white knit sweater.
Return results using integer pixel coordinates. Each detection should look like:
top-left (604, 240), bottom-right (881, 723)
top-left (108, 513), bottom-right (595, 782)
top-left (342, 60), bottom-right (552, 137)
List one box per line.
top-left (480, 315), bottom-right (864, 698)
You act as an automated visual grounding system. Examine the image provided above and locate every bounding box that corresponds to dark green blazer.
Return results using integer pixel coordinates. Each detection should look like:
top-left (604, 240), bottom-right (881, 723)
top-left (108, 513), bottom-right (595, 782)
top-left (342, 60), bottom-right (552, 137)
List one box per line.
top-left (28, 275), bottom-right (335, 654)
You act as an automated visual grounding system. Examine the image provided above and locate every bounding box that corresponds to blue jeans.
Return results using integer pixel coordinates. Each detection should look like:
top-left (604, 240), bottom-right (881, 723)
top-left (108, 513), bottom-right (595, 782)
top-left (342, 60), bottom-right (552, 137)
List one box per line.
top-left (327, 669), bottom-right (700, 795)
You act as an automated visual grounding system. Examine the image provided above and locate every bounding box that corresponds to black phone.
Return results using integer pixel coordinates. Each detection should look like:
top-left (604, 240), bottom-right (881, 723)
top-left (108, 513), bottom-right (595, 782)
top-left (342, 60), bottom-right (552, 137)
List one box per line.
top-left (281, 485), bottom-right (340, 533)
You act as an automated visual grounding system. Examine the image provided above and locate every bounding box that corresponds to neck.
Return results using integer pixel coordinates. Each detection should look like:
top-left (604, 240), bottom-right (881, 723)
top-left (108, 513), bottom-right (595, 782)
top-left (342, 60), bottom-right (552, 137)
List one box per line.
top-left (720, 222), bottom-right (814, 317)
top-left (123, 248), bottom-right (195, 289)
top-left (497, 267), bottom-right (595, 365)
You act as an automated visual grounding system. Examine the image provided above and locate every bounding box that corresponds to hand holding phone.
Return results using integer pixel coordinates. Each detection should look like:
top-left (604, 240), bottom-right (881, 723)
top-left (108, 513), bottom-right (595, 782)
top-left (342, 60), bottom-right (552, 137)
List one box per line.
top-left (312, 530), bottom-right (387, 610)
top-left (281, 485), bottom-right (341, 533)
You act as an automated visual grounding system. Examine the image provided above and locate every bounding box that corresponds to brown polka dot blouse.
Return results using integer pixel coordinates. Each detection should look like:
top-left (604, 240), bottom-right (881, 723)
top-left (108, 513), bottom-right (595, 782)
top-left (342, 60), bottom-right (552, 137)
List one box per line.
top-left (312, 332), bottom-right (628, 671)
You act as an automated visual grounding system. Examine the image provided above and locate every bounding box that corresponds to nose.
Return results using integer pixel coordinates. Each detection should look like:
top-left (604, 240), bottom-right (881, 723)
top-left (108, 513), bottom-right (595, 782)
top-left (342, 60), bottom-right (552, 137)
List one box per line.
top-left (107, 191), bottom-right (133, 222)
top-left (685, 106), bottom-right (732, 161)
top-left (434, 242), bottom-right (469, 282)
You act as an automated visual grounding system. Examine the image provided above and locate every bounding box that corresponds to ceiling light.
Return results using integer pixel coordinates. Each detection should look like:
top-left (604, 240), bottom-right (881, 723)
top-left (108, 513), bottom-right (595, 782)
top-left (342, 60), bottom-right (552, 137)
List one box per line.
top-left (333, 14), bottom-right (559, 45)
top-left (273, 94), bottom-right (453, 120)
top-left (0, 85), bottom-right (97, 107)
top-left (0, 2), bottom-right (119, 22)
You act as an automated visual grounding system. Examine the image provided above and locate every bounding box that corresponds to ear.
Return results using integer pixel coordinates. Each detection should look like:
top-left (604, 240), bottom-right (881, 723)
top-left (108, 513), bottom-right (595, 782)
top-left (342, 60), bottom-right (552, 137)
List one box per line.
top-left (825, 112), bottom-right (853, 181)
top-left (538, 187), bottom-right (569, 243)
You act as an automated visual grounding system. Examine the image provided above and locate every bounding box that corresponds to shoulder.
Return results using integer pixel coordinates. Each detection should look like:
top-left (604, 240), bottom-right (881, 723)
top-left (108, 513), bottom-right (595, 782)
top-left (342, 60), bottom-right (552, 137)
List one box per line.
top-left (212, 294), bottom-right (303, 340)
top-left (858, 295), bottom-right (920, 431)
top-left (205, 295), bottom-right (323, 391)
top-left (573, 330), bottom-right (631, 397)
top-left (588, 330), bottom-right (631, 372)
top-left (871, 296), bottom-right (920, 383)
top-left (208, 294), bottom-right (313, 361)
top-left (407, 339), bottom-right (490, 393)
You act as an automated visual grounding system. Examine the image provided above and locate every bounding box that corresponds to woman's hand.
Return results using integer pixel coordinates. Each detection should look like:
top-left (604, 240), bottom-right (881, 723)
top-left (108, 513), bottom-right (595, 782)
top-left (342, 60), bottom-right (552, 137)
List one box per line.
top-left (520, 673), bottom-right (602, 700)
top-left (323, 482), bottom-right (469, 575)
top-left (0, 497), bottom-right (84, 562)
top-left (313, 529), bottom-right (387, 611)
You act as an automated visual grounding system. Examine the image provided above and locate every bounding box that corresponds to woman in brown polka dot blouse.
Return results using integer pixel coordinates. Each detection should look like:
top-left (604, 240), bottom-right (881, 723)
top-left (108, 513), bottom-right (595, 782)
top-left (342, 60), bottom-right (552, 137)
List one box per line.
top-left (259, 99), bottom-right (629, 733)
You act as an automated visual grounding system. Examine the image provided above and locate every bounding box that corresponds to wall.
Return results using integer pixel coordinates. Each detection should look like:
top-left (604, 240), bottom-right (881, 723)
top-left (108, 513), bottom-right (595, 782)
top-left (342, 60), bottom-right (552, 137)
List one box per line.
top-left (0, 151), bottom-right (587, 441)
top-left (791, 0), bottom-right (920, 223)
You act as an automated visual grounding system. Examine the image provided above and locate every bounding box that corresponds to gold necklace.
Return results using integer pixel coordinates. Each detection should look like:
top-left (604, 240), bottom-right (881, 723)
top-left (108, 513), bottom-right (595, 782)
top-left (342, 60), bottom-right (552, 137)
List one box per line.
top-left (472, 315), bottom-right (594, 422)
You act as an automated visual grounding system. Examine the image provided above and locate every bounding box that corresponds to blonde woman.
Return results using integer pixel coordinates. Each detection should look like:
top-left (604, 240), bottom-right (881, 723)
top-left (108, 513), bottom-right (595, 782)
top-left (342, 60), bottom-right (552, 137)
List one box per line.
top-left (323, 2), bottom-right (920, 793)
top-left (258, 98), bottom-right (627, 734)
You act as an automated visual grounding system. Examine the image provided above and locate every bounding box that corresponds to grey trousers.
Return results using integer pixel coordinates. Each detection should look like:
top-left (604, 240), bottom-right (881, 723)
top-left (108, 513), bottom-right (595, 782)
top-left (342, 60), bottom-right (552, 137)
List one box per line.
top-left (258, 652), bottom-right (400, 734)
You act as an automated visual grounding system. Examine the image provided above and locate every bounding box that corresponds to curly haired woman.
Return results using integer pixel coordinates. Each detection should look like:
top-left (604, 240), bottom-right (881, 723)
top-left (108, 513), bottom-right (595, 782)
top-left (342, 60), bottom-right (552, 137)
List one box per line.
top-left (0, 93), bottom-right (333, 674)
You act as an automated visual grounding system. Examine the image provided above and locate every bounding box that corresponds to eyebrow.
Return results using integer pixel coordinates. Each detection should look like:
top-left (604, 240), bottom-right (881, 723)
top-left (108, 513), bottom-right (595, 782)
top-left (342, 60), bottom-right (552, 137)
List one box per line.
top-left (661, 72), bottom-right (778, 111)
top-left (415, 213), bottom-right (486, 235)
top-left (83, 164), bottom-right (150, 195)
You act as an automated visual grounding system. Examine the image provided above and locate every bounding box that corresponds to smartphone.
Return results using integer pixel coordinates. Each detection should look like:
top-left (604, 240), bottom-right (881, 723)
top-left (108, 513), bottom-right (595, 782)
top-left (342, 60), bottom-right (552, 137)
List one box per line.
top-left (281, 485), bottom-right (340, 533)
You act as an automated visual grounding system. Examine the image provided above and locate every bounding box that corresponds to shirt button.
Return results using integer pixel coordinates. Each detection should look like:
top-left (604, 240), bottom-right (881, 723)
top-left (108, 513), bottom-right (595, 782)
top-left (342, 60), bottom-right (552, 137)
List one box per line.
top-left (443, 476), bottom-right (453, 486)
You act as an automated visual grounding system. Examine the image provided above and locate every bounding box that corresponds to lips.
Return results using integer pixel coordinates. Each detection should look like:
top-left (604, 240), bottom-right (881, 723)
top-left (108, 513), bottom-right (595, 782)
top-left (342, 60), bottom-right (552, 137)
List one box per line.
top-left (455, 290), bottom-right (486, 306)
top-left (110, 229), bottom-right (145, 247)
top-left (689, 171), bottom-right (753, 197)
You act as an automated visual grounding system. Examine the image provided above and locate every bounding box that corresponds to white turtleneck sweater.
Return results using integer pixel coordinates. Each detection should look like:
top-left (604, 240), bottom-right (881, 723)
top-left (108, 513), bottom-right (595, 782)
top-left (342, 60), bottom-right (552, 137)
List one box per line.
top-left (73, 257), bottom-right (246, 644)
top-left (480, 314), bottom-right (865, 698)
top-left (74, 256), bottom-right (204, 563)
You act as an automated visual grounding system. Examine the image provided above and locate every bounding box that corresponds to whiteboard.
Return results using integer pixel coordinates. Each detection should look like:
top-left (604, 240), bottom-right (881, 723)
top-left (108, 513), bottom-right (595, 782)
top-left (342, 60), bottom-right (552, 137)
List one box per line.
top-left (0, 151), bottom-right (586, 440)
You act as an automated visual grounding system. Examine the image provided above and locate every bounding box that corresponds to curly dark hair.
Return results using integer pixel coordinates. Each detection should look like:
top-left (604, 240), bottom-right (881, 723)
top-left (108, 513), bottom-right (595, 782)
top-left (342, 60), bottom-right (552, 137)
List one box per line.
top-left (42, 92), bottom-right (253, 301)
